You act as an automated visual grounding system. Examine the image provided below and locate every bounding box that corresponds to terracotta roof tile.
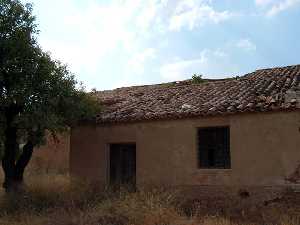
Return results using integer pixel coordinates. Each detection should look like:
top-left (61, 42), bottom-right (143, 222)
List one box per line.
top-left (95, 65), bottom-right (300, 123)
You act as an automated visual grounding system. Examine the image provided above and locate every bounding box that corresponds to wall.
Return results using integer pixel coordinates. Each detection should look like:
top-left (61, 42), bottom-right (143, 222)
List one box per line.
top-left (70, 111), bottom-right (300, 191)
top-left (0, 132), bottom-right (70, 188)
top-left (28, 133), bottom-right (70, 174)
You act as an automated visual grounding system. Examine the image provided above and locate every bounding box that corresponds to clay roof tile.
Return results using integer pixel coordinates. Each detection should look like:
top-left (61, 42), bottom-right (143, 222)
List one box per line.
top-left (94, 64), bottom-right (300, 123)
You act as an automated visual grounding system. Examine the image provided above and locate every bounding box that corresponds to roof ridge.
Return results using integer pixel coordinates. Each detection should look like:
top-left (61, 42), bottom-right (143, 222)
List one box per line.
top-left (255, 64), bottom-right (300, 72)
top-left (96, 64), bottom-right (300, 93)
top-left (96, 76), bottom-right (238, 93)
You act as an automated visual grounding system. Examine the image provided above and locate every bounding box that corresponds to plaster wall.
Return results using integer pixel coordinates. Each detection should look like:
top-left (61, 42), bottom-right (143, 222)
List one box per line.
top-left (70, 111), bottom-right (300, 188)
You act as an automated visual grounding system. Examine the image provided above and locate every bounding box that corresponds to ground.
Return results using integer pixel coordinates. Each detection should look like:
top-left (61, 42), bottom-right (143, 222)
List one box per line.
top-left (0, 170), bottom-right (299, 225)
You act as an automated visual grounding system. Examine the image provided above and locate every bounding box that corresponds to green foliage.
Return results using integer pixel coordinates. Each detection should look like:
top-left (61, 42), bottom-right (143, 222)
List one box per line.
top-left (191, 74), bottom-right (204, 84)
top-left (0, 0), bottom-right (100, 148)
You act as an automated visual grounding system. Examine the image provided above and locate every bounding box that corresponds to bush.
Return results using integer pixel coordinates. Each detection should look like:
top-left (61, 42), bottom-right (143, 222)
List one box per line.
top-left (191, 74), bottom-right (204, 84)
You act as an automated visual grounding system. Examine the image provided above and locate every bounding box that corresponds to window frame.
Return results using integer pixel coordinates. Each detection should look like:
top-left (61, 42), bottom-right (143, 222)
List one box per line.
top-left (197, 126), bottom-right (231, 169)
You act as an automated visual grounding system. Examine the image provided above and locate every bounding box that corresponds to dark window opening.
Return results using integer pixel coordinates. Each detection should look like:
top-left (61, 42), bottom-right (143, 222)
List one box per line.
top-left (198, 127), bottom-right (231, 169)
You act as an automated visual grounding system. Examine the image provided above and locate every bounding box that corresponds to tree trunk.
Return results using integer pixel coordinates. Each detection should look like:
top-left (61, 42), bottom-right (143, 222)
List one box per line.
top-left (2, 126), bottom-right (17, 191)
top-left (14, 141), bottom-right (34, 183)
top-left (2, 104), bottom-right (34, 192)
top-left (2, 140), bottom-right (34, 192)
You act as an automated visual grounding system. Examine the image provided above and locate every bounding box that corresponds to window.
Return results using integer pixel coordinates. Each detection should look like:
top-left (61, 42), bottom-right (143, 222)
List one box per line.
top-left (198, 127), bottom-right (231, 169)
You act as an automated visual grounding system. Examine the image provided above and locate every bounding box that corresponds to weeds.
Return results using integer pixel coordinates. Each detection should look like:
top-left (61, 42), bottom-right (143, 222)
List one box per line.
top-left (0, 174), bottom-right (299, 225)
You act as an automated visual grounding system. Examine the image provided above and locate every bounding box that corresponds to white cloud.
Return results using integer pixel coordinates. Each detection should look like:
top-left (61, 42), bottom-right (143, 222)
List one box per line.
top-left (255, 0), bottom-right (300, 16)
top-left (29, 0), bottom-right (238, 89)
top-left (237, 39), bottom-right (257, 52)
top-left (160, 49), bottom-right (236, 81)
top-left (160, 53), bottom-right (207, 81)
top-left (266, 0), bottom-right (300, 16)
top-left (159, 38), bottom-right (260, 82)
top-left (255, 0), bottom-right (274, 6)
top-left (135, 0), bottom-right (168, 31)
top-left (34, 0), bottom-right (140, 74)
top-left (213, 49), bottom-right (228, 57)
top-left (31, 0), bottom-right (167, 90)
top-left (128, 48), bottom-right (156, 74)
top-left (169, 1), bottom-right (232, 31)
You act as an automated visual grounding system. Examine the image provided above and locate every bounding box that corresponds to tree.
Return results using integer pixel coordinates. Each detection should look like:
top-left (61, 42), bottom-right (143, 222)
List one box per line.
top-left (191, 74), bottom-right (204, 84)
top-left (0, 0), bottom-right (100, 192)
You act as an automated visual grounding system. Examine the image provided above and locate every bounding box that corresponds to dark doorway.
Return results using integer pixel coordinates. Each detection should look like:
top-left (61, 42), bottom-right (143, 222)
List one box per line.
top-left (110, 144), bottom-right (136, 189)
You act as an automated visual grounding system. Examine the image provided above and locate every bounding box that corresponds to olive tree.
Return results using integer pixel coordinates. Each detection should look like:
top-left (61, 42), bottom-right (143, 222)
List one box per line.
top-left (0, 0), bottom-right (99, 191)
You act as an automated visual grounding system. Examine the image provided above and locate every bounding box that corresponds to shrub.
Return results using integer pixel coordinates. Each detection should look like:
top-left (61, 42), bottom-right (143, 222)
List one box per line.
top-left (191, 74), bottom-right (204, 84)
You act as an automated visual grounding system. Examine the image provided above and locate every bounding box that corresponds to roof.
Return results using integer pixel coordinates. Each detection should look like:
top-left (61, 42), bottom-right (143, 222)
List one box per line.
top-left (95, 65), bottom-right (300, 124)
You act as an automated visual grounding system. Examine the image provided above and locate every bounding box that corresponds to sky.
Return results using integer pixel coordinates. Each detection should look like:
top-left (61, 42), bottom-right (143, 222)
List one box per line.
top-left (25, 0), bottom-right (300, 90)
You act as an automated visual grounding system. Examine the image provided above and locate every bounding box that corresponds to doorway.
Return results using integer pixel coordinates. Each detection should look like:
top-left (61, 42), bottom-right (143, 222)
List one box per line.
top-left (109, 144), bottom-right (136, 189)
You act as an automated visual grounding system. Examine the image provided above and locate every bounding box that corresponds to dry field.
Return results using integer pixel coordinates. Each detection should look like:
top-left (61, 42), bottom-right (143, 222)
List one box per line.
top-left (0, 173), bottom-right (299, 225)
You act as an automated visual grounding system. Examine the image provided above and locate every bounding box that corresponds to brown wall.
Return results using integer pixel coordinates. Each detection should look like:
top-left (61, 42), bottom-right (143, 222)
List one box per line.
top-left (29, 133), bottom-right (70, 174)
top-left (0, 133), bottom-right (69, 186)
top-left (70, 111), bottom-right (300, 189)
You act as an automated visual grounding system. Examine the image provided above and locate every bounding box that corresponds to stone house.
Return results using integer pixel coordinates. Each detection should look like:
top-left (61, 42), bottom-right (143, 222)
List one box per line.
top-left (70, 65), bottom-right (300, 198)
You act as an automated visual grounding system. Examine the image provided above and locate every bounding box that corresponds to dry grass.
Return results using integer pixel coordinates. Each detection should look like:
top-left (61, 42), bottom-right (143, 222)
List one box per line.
top-left (0, 174), bottom-right (299, 225)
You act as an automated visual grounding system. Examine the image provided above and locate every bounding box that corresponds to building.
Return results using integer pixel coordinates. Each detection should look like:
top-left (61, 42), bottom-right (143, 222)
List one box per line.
top-left (29, 133), bottom-right (70, 174)
top-left (70, 65), bottom-right (300, 199)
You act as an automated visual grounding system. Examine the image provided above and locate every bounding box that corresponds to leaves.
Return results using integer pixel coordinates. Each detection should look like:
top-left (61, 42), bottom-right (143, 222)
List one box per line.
top-left (0, 0), bottom-right (100, 147)
top-left (191, 74), bottom-right (204, 84)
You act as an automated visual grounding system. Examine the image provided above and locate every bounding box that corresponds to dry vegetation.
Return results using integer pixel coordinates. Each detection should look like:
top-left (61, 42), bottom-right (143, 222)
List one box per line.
top-left (0, 173), bottom-right (299, 225)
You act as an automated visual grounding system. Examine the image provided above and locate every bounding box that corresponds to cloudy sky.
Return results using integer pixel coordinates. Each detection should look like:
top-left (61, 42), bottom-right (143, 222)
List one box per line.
top-left (27, 0), bottom-right (300, 90)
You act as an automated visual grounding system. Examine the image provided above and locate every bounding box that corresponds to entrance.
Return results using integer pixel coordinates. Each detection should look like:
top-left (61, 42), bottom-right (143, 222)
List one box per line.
top-left (110, 144), bottom-right (136, 189)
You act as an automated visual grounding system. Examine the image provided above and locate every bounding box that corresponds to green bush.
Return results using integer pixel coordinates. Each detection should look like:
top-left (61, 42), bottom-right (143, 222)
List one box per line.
top-left (191, 74), bottom-right (204, 84)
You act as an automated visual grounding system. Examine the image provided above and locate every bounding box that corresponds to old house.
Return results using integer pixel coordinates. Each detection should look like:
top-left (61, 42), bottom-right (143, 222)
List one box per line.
top-left (70, 65), bottom-right (300, 198)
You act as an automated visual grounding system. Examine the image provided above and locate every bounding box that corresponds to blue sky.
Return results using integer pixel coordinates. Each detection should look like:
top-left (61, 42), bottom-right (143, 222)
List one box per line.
top-left (27, 0), bottom-right (300, 90)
